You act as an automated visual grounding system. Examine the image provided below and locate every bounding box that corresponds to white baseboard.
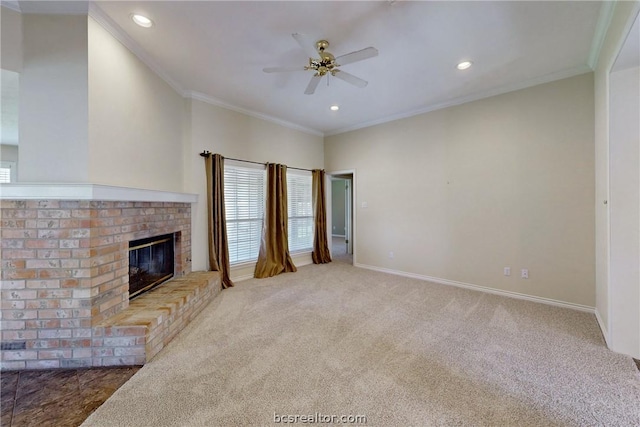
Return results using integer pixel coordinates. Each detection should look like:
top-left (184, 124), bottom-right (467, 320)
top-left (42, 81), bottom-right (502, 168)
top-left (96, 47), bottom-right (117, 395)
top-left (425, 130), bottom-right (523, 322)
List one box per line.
top-left (231, 253), bottom-right (314, 283)
top-left (354, 263), bottom-right (596, 313)
top-left (594, 309), bottom-right (610, 346)
top-left (232, 273), bottom-right (254, 283)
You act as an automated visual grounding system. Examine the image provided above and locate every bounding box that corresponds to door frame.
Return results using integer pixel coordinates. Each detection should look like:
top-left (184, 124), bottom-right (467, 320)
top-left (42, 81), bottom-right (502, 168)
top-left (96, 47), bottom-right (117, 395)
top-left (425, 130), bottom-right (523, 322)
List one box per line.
top-left (326, 169), bottom-right (357, 265)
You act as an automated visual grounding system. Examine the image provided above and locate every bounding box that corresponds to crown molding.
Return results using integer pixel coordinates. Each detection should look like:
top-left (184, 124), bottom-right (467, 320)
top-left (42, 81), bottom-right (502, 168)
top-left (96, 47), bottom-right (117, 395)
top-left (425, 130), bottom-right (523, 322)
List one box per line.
top-left (1, 1), bottom-right (20, 12)
top-left (186, 91), bottom-right (325, 138)
top-left (587, 0), bottom-right (617, 70)
top-left (325, 65), bottom-right (593, 137)
top-left (88, 3), bottom-right (184, 95)
top-left (16, 0), bottom-right (87, 14)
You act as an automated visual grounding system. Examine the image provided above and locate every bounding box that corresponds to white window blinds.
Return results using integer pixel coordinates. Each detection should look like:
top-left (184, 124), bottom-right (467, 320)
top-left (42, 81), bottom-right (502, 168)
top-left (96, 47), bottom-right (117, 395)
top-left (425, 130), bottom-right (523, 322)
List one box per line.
top-left (0, 168), bottom-right (11, 183)
top-left (287, 171), bottom-right (314, 253)
top-left (0, 162), bottom-right (15, 183)
top-left (224, 164), bottom-right (265, 264)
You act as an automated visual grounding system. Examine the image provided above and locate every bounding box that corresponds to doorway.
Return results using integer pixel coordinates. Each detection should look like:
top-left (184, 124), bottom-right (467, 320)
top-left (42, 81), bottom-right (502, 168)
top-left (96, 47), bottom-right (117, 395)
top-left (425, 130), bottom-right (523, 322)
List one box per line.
top-left (328, 171), bottom-right (355, 265)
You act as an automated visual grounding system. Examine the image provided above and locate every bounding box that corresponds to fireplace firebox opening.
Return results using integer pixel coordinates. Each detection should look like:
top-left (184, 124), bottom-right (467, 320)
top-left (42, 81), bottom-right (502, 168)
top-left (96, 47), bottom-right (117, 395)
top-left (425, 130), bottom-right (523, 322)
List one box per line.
top-left (128, 233), bottom-right (175, 299)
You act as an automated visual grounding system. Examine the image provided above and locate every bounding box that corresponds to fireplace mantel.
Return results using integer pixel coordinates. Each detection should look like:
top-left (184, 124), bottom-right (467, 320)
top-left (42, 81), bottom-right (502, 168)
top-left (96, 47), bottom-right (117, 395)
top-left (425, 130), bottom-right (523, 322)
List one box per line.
top-left (0, 183), bottom-right (198, 203)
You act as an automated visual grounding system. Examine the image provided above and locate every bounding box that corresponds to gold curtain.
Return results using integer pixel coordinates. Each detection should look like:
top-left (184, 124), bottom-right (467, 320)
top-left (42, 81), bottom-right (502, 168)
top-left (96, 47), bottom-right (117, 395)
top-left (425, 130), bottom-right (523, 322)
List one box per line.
top-left (205, 153), bottom-right (233, 289)
top-left (254, 163), bottom-right (297, 278)
top-left (312, 169), bottom-right (332, 264)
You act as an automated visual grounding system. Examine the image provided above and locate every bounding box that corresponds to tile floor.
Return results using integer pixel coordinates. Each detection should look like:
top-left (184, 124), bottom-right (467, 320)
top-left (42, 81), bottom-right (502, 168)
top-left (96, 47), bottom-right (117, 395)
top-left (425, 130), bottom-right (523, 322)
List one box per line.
top-left (1, 366), bottom-right (140, 427)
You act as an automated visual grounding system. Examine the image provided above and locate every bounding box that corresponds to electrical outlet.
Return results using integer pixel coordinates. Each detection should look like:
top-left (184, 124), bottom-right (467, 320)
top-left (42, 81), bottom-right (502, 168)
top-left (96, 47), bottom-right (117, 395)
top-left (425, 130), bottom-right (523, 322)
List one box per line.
top-left (521, 269), bottom-right (529, 279)
top-left (388, 251), bottom-right (394, 259)
top-left (504, 267), bottom-right (511, 276)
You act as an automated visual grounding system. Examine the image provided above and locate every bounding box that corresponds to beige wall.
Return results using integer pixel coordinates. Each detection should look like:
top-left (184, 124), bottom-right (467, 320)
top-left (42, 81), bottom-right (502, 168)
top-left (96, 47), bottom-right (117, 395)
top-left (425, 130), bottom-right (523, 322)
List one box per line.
top-left (19, 14), bottom-right (89, 182)
top-left (1, 7), bottom-right (22, 72)
top-left (88, 18), bottom-right (184, 192)
top-left (326, 73), bottom-right (595, 307)
top-left (185, 98), bottom-right (324, 275)
top-left (0, 144), bottom-right (18, 162)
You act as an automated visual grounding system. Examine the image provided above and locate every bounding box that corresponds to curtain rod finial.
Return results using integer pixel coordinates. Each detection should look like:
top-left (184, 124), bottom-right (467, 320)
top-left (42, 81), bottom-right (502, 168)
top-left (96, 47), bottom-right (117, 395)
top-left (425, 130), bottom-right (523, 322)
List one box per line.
top-left (200, 150), bottom-right (212, 157)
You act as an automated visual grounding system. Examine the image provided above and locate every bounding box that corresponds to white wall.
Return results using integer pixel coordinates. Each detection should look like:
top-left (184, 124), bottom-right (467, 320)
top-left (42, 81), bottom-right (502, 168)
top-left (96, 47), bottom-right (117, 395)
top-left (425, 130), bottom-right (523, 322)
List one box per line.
top-left (326, 73), bottom-right (595, 307)
top-left (185, 99), bottom-right (324, 276)
top-left (19, 14), bottom-right (89, 182)
top-left (88, 18), bottom-right (184, 192)
top-left (1, 6), bottom-right (22, 72)
top-left (609, 65), bottom-right (640, 357)
top-left (594, 1), bottom-right (640, 357)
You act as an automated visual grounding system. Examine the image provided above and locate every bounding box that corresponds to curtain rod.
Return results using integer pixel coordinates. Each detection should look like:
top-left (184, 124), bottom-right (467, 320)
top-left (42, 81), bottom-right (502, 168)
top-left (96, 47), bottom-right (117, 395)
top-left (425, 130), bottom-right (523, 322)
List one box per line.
top-left (199, 150), bottom-right (316, 172)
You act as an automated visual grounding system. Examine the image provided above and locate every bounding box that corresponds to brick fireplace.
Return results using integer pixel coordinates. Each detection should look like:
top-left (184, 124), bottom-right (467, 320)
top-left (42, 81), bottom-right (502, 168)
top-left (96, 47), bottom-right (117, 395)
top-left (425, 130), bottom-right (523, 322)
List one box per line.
top-left (1, 191), bottom-right (200, 370)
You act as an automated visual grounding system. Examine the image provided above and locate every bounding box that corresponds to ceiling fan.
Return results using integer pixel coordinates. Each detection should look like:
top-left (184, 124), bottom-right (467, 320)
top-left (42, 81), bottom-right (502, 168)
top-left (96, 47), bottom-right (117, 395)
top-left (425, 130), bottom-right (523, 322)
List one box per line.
top-left (263, 33), bottom-right (378, 95)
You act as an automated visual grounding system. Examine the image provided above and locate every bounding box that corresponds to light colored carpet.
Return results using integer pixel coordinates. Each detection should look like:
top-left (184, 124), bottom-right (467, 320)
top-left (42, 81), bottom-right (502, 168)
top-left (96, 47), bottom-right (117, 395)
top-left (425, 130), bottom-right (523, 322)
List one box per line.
top-left (83, 262), bottom-right (640, 426)
top-left (331, 236), bottom-right (352, 265)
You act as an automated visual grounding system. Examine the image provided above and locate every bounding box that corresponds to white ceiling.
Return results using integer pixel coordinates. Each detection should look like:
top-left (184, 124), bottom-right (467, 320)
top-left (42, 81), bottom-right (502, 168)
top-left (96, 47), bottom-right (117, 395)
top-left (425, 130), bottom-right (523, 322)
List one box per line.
top-left (9, 1), bottom-right (609, 137)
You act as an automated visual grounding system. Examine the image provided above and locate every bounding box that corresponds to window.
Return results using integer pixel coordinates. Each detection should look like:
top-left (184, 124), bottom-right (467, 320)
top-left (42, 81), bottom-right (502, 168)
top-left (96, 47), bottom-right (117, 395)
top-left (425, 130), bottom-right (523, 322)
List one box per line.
top-left (287, 171), bottom-right (314, 252)
top-left (0, 162), bottom-right (16, 183)
top-left (224, 163), bottom-right (265, 264)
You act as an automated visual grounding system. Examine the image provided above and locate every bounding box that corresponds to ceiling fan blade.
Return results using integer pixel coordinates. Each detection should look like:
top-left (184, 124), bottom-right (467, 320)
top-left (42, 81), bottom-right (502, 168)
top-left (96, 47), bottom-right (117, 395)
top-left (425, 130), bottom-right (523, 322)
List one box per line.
top-left (335, 47), bottom-right (378, 66)
top-left (304, 74), bottom-right (322, 95)
top-left (292, 33), bottom-right (319, 58)
top-left (263, 66), bottom-right (305, 73)
top-left (332, 70), bottom-right (368, 88)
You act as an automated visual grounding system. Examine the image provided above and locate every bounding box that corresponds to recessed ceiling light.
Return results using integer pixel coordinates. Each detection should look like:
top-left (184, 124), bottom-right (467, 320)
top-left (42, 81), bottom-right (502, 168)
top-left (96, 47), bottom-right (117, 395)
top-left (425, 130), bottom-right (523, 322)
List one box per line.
top-left (330, 105), bottom-right (339, 111)
top-left (131, 14), bottom-right (153, 28)
top-left (456, 61), bottom-right (473, 70)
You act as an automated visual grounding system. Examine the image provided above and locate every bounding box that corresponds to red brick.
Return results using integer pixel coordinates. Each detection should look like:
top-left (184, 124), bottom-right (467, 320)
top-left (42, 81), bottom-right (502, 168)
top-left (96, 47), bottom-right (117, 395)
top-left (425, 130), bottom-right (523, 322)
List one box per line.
top-left (27, 340), bottom-right (60, 349)
top-left (2, 330), bottom-right (37, 340)
top-left (37, 229), bottom-right (70, 239)
top-left (0, 320), bottom-right (25, 330)
top-left (39, 269), bottom-right (72, 279)
top-left (26, 299), bottom-right (60, 309)
top-left (37, 289), bottom-right (72, 299)
top-left (26, 360), bottom-right (60, 369)
top-left (27, 200), bottom-right (60, 209)
top-left (2, 270), bottom-right (37, 280)
top-left (1, 239), bottom-right (24, 249)
top-left (36, 219), bottom-right (59, 228)
top-left (3, 289), bottom-right (37, 299)
top-left (1, 219), bottom-right (26, 228)
top-left (26, 259), bottom-right (60, 268)
top-left (2, 250), bottom-right (36, 259)
top-left (37, 210), bottom-right (71, 219)
top-left (28, 319), bottom-right (61, 329)
top-left (38, 350), bottom-right (72, 359)
top-left (2, 350), bottom-right (38, 360)
top-left (38, 309), bottom-right (73, 319)
top-left (26, 280), bottom-right (61, 289)
top-left (1, 300), bottom-right (25, 309)
top-left (37, 328), bottom-right (70, 338)
top-left (25, 240), bottom-right (60, 249)
top-left (37, 249), bottom-right (71, 259)
top-left (0, 280), bottom-right (25, 290)
top-left (5, 310), bottom-right (37, 319)
top-left (2, 260), bottom-right (26, 269)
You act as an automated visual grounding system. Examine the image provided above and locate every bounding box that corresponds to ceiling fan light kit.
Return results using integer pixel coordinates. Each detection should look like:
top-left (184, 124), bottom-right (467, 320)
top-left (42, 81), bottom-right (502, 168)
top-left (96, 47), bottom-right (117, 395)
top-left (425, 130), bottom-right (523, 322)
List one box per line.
top-left (263, 33), bottom-right (378, 95)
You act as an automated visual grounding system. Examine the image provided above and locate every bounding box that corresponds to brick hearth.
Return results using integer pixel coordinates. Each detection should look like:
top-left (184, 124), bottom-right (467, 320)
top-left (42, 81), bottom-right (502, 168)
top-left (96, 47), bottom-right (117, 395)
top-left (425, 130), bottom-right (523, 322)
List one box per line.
top-left (0, 199), bottom-right (209, 370)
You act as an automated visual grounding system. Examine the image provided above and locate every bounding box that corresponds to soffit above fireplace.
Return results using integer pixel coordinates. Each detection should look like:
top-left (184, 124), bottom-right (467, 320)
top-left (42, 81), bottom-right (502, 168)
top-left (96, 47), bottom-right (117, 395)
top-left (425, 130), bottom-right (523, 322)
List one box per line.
top-left (0, 183), bottom-right (198, 203)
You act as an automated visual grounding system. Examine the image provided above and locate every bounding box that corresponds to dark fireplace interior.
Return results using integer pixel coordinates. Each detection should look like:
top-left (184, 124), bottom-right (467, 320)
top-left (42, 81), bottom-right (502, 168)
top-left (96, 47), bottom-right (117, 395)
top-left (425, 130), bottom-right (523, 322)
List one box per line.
top-left (128, 233), bottom-right (175, 299)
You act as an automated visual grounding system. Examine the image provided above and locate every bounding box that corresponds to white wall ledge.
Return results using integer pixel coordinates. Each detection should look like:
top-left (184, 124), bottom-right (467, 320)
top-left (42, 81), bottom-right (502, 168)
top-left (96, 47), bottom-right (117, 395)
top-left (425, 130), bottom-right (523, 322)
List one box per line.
top-left (0, 183), bottom-right (198, 203)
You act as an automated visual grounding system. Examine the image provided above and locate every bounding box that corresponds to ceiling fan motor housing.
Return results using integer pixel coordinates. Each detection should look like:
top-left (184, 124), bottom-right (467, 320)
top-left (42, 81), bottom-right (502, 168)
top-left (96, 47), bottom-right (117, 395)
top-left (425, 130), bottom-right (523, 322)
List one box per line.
top-left (307, 40), bottom-right (337, 76)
